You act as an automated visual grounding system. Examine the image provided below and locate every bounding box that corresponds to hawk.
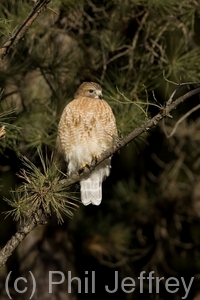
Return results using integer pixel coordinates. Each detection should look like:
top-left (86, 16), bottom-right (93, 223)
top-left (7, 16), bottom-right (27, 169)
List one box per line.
top-left (58, 82), bottom-right (118, 206)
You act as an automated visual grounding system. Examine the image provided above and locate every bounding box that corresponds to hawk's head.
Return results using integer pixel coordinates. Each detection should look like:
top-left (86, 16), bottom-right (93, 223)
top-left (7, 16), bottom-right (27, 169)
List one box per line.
top-left (74, 82), bottom-right (103, 99)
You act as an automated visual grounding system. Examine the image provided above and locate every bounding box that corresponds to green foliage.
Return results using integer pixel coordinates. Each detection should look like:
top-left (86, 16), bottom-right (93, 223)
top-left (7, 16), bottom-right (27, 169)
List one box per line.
top-left (0, 106), bottom-right (21, 154)
top-left (4, 150), bottom-right (79, 223)
top-left (15, 103), bottom-right (58, 153)
top-left (0, 18), bottom-right (13, 38)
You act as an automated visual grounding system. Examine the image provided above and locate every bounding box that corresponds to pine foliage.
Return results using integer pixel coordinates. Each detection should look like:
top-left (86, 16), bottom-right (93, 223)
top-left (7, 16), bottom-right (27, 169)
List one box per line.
top-left (4, 151), bottom-right (79, 222)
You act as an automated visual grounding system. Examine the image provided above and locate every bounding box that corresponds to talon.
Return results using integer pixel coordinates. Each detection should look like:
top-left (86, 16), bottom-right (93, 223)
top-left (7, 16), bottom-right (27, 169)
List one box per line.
top-left (92, 154), bottom-right (98, 164)
top-left (79, 162), bottom-right (90, 174)
top-left (80, 162), bottom-right (89, 169)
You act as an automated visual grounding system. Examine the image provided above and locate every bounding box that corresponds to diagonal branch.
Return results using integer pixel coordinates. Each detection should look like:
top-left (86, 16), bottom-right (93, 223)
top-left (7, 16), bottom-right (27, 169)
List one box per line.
top-left (64, 86), bottom-right (200, 186)
top-left (0, 210), bottom-right (46, 267)
top-left (0, 85), bottom-right (200, 268)
top-left (0, 0), bottom-right (52, 60)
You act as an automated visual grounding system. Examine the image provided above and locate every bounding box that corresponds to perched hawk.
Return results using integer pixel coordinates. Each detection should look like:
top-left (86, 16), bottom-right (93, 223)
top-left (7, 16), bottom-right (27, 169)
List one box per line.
top-left (58, 82), bottom-right (118, 206)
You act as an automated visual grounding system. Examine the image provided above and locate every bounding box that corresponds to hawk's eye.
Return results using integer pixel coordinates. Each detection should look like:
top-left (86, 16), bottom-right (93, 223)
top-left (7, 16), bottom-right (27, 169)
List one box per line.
top-left (89, 89), bottom-right (94, 93)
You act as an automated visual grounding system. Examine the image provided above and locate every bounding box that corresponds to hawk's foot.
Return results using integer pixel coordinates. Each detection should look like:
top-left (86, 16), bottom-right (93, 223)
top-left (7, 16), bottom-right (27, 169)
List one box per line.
top-left (79, 162), bottom-right (90, 174)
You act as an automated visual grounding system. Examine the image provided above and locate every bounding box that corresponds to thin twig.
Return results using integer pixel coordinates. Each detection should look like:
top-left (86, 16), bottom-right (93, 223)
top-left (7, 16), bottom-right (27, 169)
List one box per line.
top-left (164, 103), bottom-right (200, 138)
top-left (0, 0), bottom-right (52, 60)
top-left (128, 11), bottom-right (149, 70)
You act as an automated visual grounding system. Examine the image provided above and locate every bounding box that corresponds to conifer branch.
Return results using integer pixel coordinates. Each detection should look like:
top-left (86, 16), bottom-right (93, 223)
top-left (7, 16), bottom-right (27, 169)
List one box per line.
top-left (0, 0), bottom-right (51, 60)
top-left (66, 86), bottom-right (200, 185)
top-left (0, 209), bottom-right (46, 268)
top-left (0, 85), bottom-right (200, 268)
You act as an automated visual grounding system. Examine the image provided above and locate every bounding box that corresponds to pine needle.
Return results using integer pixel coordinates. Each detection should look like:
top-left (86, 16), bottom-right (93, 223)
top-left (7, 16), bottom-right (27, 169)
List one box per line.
top-left (4, 149), bottom-right (79, 223)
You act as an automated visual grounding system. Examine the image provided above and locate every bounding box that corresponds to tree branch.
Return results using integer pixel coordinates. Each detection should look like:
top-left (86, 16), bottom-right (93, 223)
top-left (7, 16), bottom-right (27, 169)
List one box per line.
top-left (0, 0), bottom-right (51, 60)
top-left (164, 103), bottom-right (200, 138)
top-left (64, 86), bottom-right (200, 186)
top-left (0, 85), bottom-right (200, 268)
top-left (0, 210), bottom-right (46, 268)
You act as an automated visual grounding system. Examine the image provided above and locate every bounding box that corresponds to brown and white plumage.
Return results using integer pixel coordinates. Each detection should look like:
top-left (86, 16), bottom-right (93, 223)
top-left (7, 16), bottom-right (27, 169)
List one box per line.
top-left (58, 82), bottom-right (117, 205)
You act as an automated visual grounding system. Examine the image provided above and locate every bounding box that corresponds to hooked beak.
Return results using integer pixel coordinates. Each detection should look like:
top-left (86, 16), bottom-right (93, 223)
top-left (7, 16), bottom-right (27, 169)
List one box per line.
top-left (96, 90), bottom-right (103, 99)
